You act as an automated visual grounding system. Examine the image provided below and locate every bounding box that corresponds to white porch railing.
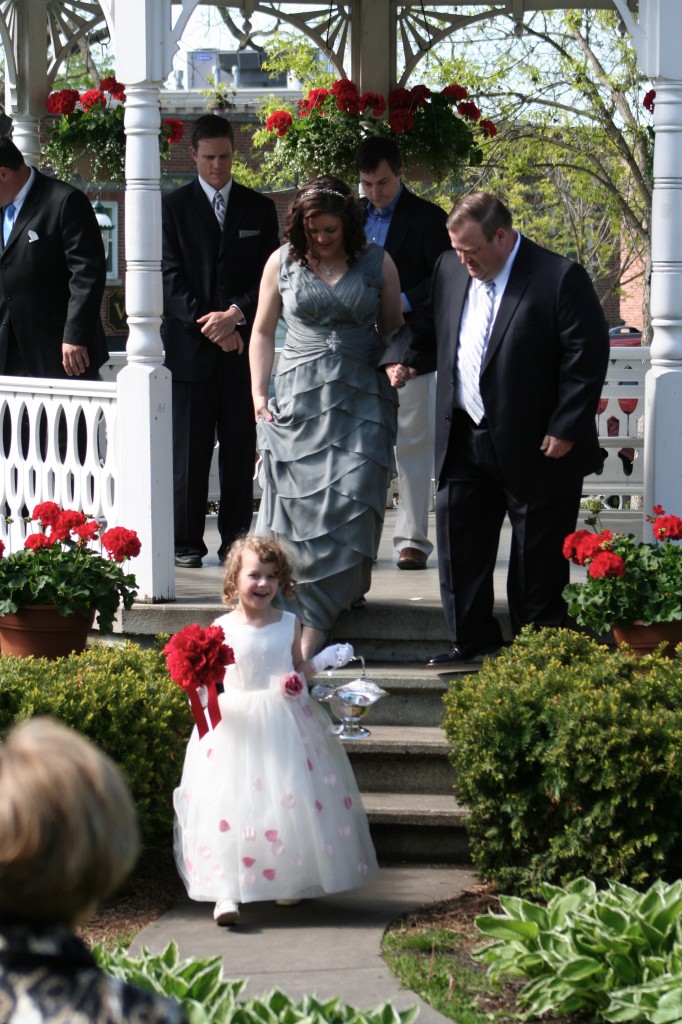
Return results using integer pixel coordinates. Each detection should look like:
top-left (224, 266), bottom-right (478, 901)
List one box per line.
top-left (0, 375), bottom-right (118, 551)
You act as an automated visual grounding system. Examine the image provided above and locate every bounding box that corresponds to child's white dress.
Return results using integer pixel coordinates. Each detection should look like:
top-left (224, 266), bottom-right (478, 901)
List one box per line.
top-left (173, 610), bottom-right (380, 904)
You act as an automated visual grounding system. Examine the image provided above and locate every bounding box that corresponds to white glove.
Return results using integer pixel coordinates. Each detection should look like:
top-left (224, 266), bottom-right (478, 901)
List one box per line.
top-left (311, 643), bottom-right (354, 673)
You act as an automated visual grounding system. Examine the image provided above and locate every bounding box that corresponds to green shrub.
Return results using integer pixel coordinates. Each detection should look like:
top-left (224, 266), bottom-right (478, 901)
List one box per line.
top-left (443, 627), bottom-right (682, 895)
top-left (474, 876), bottom-right (682, 1024)
top-left (93, 941), bottom-right (419, 1024)
top-left (0, 640), bottom-right (191, 857)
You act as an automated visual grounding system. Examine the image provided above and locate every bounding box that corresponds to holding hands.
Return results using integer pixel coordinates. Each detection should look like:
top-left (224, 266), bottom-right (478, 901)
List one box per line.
top-left (385, 363), bottom-right (416, 389)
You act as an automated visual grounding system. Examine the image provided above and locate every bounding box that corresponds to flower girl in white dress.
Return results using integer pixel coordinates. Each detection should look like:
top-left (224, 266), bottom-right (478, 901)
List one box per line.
top-left (173, 536), bottom-right (379, 926)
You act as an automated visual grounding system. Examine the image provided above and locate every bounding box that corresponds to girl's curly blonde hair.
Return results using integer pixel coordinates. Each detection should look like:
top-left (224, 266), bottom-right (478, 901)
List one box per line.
top-left (221, 535), bottom-right (297, 607)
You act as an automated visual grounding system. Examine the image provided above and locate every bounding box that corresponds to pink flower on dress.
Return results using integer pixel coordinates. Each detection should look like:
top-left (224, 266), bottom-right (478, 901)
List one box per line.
top-left (282, 672), bottom-right (304, 698)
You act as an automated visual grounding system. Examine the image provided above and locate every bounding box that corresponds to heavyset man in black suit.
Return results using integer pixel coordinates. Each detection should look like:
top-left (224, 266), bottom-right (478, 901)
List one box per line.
top-left (356, 138), bottom-right (449, 571)
top-left (162, 115), bottom-right (279, 568)
top-left (0, 137), bottom-right (107, 379)
top-left (384, 192), bottom-right (610, 666)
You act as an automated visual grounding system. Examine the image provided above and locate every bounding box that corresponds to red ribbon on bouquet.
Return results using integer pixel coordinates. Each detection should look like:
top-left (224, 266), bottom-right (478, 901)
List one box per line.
top-left (164, 624), bottom-right (234, 738)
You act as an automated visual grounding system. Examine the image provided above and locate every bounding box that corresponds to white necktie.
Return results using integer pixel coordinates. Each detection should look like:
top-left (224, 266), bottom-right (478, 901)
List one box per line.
top-left (3, 203), bottom-right (16, 245)
top-left (213, 190), bottom-right (225, 230)
top-left (458, 280), bottom-right (496, 424)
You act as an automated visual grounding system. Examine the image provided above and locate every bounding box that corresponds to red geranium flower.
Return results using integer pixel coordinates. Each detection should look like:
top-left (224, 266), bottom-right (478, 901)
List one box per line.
top-left (458, 101), bottom-right (482, 122)
top-left (32, 501), bottom-right (61, 527)
top-left (336, 93), bottom-right (359, 115)
top-left (79, 89), bottom-right (107, 111)
top-left (441, 83), bottom-right (469, 102)
top-left (331, 78), bottom-right (359, 98)
top-left (101, 526), bottom-right (142, 562)
top-left (48, 509), bottom-right (87, 542)
top-left (652, 504), bottom-right (666, 516)
top-left (358, 92), bottom-right (386, 117)
top-left (479, 119), bottom-right (498, 137)
top-left (45, 89), bottom-right (79, 115)
top-left (307, 88), bottom-right (329, 109)
top-left (409, 84), bottom-right (431, 108)
top-left (643, 89), bottom-right (656, 114)
top-left (652, 515), bottom-right (682, 541)
top-left (99, 76), bottom-right (126, 101)
top-left (24, 533), bottom-right (53, 550)
top-left (298, 98), bottom-right (312, 117)
top-left (388, 108), bottom-right (414, 134)
top-left (388, 87), bottom-right (411, 110)
top-left (588, 551), bottom-right (626, 579)
top-left (162, 118), bottom-right (184, 144)
top-left (73, 520), bottom-right (101, 543)
top-left (266, 110), bottom-right (294, 136)
top-left (0, 538), bottom-right (4, 558)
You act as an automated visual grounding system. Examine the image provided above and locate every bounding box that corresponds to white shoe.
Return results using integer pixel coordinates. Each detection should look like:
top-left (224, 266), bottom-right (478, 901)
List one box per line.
top-left (214, 899), bottom-right (239, 925)
top-left (275, 898), bottom-right (302, 907)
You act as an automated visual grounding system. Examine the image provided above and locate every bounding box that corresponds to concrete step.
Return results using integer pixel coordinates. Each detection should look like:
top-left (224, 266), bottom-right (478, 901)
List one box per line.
top-left (362, 792), bottom-right (470, 864)
top-left (339, 725), bottom-right (456, 796)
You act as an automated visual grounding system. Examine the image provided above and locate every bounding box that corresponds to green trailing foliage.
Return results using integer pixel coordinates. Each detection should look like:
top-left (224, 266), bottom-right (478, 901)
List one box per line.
top-left (442, 627), bottom-right (682, 895)
top-left (93, 941), bottom-right (419, 1024)
top-left (0, 639), bottom-right (190, 856)
top-left (474, 876), bottom-right (682, 1024)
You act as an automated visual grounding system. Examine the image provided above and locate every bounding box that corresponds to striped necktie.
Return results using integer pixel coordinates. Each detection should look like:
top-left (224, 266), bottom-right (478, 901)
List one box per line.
top-left (458, 280), bottom-right (496, 425)
top-left (213, 190), bottom-right (225, 229)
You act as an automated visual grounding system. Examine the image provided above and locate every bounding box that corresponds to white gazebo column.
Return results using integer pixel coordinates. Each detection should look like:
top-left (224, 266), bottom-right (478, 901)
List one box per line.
top-left (351, 0), bottom-right (392, 94)
top-left (618, 0), bottom-right (682, 526)
top-left (113, 0), bottom-right (175, 601)
top-left (2, 0), bottom-right (47, 167)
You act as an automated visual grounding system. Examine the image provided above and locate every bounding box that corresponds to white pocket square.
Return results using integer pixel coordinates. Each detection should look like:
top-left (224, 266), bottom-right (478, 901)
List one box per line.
top-left (239, 229), bottom-right (260, 239)
top-left (28, 230), bottom-right (39, 243)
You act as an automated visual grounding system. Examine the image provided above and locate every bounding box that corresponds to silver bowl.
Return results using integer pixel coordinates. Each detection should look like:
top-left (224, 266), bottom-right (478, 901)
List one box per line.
top-left (311, 657), bottom-right (387, 739)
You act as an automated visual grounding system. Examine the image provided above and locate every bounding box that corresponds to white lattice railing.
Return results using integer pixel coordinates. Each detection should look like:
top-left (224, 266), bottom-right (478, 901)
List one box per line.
top-left (0, 375), bottom-right (118, 552)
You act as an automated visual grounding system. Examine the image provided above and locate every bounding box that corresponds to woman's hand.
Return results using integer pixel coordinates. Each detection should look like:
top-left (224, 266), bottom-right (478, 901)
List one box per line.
top-left (253, 394), bottom-right (272, 422)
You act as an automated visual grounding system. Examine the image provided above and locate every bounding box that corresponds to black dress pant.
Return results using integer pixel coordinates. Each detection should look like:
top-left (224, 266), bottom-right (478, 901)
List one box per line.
top-left (436, 409), bottom-right (583, 645)
top-left (172, 363), bottom-right (256, 558)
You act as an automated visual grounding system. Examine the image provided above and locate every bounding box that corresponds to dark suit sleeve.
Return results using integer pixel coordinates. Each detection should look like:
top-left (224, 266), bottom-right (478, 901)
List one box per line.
top-left (380, 250), bottom-right (444, 369)
top-left (401, 203), bottom-right (449, 313)
top-left (162, 193), bottom-right (203, 325)
top-left (223, 200), bottom-right (280, 327)
top-left (60, 189), bottom-right (106, 347)
top-left (547, 261), bottom-right (610, 442)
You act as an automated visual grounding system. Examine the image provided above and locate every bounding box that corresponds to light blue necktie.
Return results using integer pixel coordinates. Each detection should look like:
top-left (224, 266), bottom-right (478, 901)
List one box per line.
top-left (3, 202), bottom-right (16, 245)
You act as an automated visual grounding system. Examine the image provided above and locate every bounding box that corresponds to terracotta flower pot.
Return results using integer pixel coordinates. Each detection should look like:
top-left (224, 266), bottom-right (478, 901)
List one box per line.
top-left (0, 605), bottom-right (95, 659)
top-left (612, 620), bottom-right (682, 659)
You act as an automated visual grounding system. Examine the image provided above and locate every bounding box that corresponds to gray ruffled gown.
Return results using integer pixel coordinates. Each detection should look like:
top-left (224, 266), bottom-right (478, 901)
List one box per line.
top-left (256, 244), bottom-right (398, 630)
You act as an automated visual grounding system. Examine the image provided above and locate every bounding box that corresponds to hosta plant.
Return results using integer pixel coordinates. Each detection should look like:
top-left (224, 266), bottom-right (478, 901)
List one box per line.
top-left (474, 876), bottom-right (682, 1024)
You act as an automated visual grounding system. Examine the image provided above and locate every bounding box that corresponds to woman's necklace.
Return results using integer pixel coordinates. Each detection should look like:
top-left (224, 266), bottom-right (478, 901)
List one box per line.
top-left (316, 258), bottom-right (339, 277)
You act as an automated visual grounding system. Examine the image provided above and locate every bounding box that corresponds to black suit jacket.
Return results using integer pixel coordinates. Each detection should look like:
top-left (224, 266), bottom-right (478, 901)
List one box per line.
top-left (162, 178), bottom-right (279, 382)
top-left (0, 172), bottom-right (107, 378)
top-left (363, 186), bottom-right (449, 375)
top-left (384, 235), bottom-right (610, 498)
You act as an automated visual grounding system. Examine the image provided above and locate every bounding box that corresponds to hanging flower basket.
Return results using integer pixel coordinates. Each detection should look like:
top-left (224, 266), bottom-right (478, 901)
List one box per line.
top-left (255, 78), bottom-right (497, 186)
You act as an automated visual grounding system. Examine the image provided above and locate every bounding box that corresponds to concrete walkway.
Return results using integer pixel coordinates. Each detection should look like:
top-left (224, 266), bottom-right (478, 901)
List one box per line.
top-left (132, 864), bottom-right (479, 1023)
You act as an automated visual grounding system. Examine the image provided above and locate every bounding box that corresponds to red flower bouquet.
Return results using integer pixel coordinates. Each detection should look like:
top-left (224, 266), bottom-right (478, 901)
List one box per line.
top-left (0, 502), bottom-right (140, 633)
top-left (165, 624), bottom-right (234, 737)
top-left (563, 508), bottom-right (682, 633)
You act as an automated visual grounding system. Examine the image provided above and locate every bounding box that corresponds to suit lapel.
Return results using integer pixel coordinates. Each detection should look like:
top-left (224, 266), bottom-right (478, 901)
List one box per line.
top-left (192, 178), bottom-right (222, 245)
top-left (2, 173), bottom-right (42, 255)
top-left (482, 237), bottom-right (531, 371)
top-left (383, 188), bottom-right (414, 255)
top-left (220, 181), bottom-right (245, 254)
top-left (446, 255), bottom-right (470, 367)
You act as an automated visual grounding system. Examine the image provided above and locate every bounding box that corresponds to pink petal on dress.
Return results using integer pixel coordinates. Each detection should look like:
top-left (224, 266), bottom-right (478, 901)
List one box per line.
top-left (343, 796), bottom-right (353, 809)
top-left (307, 758), bottom-right (314, 771)
top-left (242, 857), bottom-right (256, 867)
top-left (264, 829), bottom-right (279, 842)
top-left (281, 793), bottom-right (295, 808)
top-left (218, 819), bottom-right (230, 832)
top-left (315, 800), bottom-right (323, 813)
top-left (338, 824), bottom-right (352, 837)
top-left (263, 869), bottom-right (276, 881)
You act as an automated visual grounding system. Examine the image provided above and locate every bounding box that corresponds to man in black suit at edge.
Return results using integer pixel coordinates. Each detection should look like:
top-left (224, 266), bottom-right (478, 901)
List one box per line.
top-left (356, 137), bottom-right (450, 572)
top-left (0, 137), bottom-right (107, 379)
top-left (162, 115), bottom-right (279, 568)
top-left (383, 192), bottom-right (609, 666)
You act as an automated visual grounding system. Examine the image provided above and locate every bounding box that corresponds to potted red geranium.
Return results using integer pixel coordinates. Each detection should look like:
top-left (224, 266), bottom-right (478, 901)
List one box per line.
top-left (0, 502), bottom-right (140, 659)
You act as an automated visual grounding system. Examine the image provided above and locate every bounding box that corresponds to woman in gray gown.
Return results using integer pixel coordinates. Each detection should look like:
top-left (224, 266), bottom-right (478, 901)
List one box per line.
top-left (250, 176), bottom-right (404, 658)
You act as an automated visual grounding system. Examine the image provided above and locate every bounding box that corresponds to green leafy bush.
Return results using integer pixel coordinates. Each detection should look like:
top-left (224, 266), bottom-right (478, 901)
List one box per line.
top-left (0, 640), bottom-right (190, 856)
top-left (93, 941), bottom-right (418, 1024)
top-left (474, 876), bottom-right (682, 1024)
top-left (443, 627), bottom-right (682, 894)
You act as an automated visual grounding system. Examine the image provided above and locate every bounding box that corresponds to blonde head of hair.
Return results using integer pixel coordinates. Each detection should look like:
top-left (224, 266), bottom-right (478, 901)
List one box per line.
top-left (0, 716), bottom-right (140, 925)
top-left (221, 535), bottom-right (296, 607)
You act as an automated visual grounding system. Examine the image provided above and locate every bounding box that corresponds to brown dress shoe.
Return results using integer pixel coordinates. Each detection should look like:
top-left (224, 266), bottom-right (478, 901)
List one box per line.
top-left (397, 547), bottom-right (428, 570)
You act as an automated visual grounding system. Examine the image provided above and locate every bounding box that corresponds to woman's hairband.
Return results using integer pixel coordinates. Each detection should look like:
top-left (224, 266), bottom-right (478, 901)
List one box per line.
top-left (301, 187), bottom-right (346, 199)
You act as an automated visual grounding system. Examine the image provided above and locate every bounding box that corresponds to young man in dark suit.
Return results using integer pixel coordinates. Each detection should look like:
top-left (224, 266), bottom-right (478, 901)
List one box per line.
top-left (356, 137), bottom-right (449, 571)
top-left (162, 115), bottom-right (279, 568)
top-left (384, 193), bottom-right (609, 665)
top-left (0, 137), bottom-right (107, 379)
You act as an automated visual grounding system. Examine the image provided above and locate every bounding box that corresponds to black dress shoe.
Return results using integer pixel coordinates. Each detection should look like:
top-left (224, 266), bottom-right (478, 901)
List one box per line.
top-left (427, 641), bottom-right (500, 667)
top-left (175, 553), bottom-right (202, 568)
